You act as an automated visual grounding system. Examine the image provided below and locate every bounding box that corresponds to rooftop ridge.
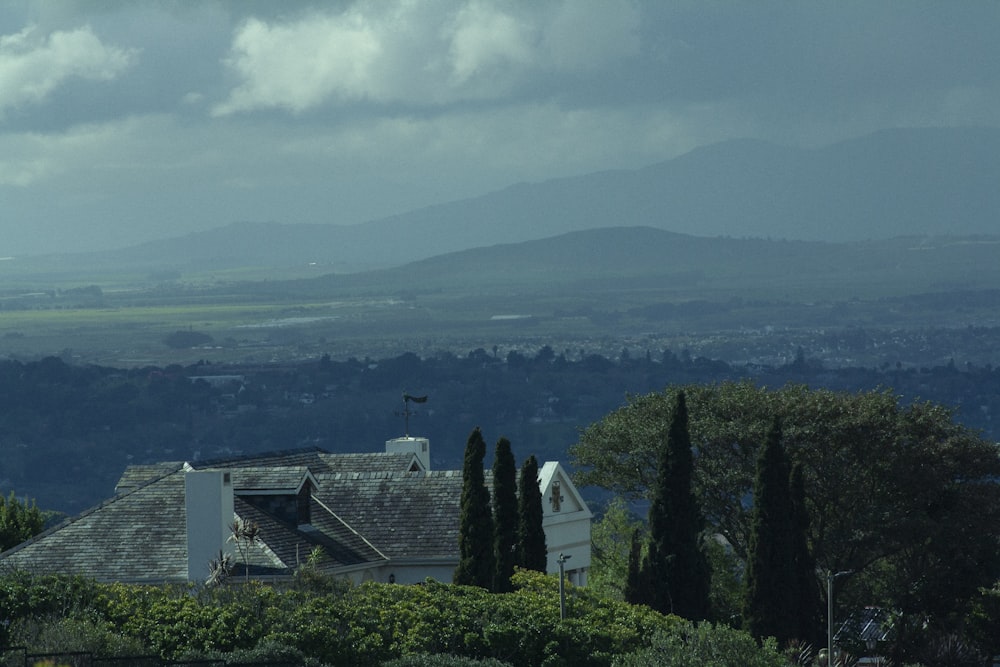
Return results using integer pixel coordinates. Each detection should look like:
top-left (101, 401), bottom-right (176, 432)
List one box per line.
top-left (314, 469), bottom-right (462, 481)
top-left (186, 445), bottom-right (327, 469)
top-left (115, 461), bottom-right (185, 492)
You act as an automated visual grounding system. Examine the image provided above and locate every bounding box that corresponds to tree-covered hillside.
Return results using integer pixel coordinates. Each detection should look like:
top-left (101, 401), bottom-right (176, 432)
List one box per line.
top-left (1, 344), bottom-right (998, 516)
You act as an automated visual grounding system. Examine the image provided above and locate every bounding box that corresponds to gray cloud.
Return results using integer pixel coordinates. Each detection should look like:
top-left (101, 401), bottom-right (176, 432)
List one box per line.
top-left (212, 0), bottom-right (641, 115)
top-left (0, 24), bottom-right (135, 118)
top-left (0, 0), bottom-right (998, 255)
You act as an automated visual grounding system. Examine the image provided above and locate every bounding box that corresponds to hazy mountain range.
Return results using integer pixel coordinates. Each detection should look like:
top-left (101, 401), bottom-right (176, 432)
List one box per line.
top-left (20, 126), bottom-right (1000, 277)
top-left (247, 226), bottom-right (998, 306)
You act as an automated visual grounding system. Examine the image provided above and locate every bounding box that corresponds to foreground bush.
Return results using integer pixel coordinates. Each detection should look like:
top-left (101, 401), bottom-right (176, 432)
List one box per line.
top-left (0, 569), bottom-right (790, 667)
top-left (612, 622), bottom-right (786, 667)
top-left (267, 571), bottom-right (676, 666)
top-left (5, 615), bottom-right (147, 657)
top-left (382, 655), bottom-right (513, 667)
top-left (0, 570), bottom-right (102, 646)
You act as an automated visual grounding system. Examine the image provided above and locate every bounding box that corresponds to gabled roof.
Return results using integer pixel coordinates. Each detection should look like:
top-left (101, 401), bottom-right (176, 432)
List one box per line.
top-left (313, 470), bottom-right (464, 561)
top-left (234, 496), bottom-right (384, 572)
top-left (1, 446), bottom-right (590, 584)
top-left (3, 470), bottom-right (189, 583)
top-left (538, 460), bottom-right (593, 520)
top-left (1, 448), bottom-right (460, 583)
top-left (224, 466), bottom-right (317, 495)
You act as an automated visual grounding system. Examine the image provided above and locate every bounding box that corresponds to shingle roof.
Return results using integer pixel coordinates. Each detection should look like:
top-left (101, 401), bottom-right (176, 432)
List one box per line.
top-left (314, 470), bottom-right (464, 560)
top-left (187, 449), bottom-right (418, 475)
top-left (190, 447), bottom-right (330, 472)
top-left (114, 462), bottom-right (183, 495)
top-left (2, 471), bottom-right (189, 583)
top-left (225, 466), bottom-right (312, 493)
top-left (0, 448), bottom-right (463, 583)
top-left (316, 452), bottom-right (421, 474)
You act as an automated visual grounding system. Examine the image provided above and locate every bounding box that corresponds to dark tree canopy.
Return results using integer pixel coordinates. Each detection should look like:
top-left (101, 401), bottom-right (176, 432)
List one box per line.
top-left (517, 455), bottom-right (547, 573)
top-left (624, 527), bottom-right (645, 607)
top-left (492, 437), bottom-right (518, 592)
top-left (743, 418), bottom-right (799, 643)
top-left (454, 427), bottom-right (495, 588)
top-left (640, 391), bottom-right (711, 620)
top-left (571, 381), bottom-right (1000, 647)
top-left (788, 461), bottom-right (822, 646)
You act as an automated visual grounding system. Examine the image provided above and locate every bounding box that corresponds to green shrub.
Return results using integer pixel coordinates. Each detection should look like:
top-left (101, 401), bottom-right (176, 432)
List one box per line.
top-left (94, 582), bottom-right (268, 660)
top-left (5, 614), bottom-right (147, 656)
top-left (2, 570), bottom-right (689, 667)
top-left (0, 570), bottom-right (102, 646)
top-left (612, 621), bottom-right (786, 667)
top-left (381, 654), bottom-right (513, 667)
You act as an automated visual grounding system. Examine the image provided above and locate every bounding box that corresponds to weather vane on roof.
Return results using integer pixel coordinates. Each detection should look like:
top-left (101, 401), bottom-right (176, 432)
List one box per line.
top-left (399, 392), bottom-right (428, 437)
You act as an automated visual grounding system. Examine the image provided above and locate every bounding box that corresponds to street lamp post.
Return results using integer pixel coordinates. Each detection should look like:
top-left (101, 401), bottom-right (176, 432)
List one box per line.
top-left (826, 570), bottom-right (853, 666)
top-left (558, 552), bottom-right (572, 620)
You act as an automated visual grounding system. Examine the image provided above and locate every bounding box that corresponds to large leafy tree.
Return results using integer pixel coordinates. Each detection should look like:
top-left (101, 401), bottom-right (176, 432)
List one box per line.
top-left (517, 455), bottom-right (547, 573)
top-left (570, 381), bottom-right (1000, 648)
top-left (454, 427), bottom-right (495, 588)
top-left (640, 390), bottom-right (711, 620)
top-left (492, 437), bottom-right (518, 592)
top-left (0, 491), bottom-right (46, 552)
top-left (590, 497), bottom-right (644, 601)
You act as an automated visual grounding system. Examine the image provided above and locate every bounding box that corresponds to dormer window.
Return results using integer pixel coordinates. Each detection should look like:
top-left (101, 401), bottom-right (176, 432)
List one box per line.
top-left (550, 481), bottom-right (563, 512)
top-left (297, 481), bottom-right (312, 525)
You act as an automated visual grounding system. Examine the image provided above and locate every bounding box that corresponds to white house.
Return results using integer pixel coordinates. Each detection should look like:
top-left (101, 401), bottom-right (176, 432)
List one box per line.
top-left (0, 435), bottom-right (592, 587)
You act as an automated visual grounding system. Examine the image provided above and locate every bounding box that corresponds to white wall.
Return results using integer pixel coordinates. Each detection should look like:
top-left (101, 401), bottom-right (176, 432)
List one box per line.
top-left (538, 462), bottom-right (593, 585)
top-left (185, 470), bottom-right (235, 582)
top-left (385, 437), bottom-right (430, 471)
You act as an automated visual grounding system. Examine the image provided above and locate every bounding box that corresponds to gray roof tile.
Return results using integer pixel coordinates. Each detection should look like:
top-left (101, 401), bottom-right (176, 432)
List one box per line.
top-left (313, 471), bottom-right (463, 560)
top-left (1, 448), bottom-right (463, 583)
top-left (114, 462), bottom-right (183, 495)
top-left (3, 473), bottom-right (189, 583)
top-left (225, 466), bottom-right (312, 492)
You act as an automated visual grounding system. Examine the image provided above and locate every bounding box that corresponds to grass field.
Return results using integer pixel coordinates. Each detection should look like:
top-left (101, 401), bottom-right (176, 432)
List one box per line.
top-left (2, 232), bottom-right (999, 368)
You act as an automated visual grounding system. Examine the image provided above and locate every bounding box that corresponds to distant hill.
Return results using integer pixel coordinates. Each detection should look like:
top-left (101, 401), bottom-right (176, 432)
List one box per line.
top-left (21, 126), bottom-right (1000, 276)
top-left (254, 226), bottom-right (1000, 303)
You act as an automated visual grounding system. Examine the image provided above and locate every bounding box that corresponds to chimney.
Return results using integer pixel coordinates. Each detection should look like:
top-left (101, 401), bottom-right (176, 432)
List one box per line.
top-left (386, 436), bottom-right (430, 471)
top-left (185, 469), bottom-right (235, 582)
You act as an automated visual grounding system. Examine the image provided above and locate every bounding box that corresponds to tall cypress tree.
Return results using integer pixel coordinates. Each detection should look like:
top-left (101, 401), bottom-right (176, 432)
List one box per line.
top-left (743, 418), bottom-right (798, 643)
top-left (455, 427), bottom-right (495, 588)
top-left (492, 437), bottom-right (518, 592)
top-left (641, 390), bottom-right (711, 619)
top-left (790, 461), bottom-right (823, 645)
top-left (517, 455), bottom-right (547, 572)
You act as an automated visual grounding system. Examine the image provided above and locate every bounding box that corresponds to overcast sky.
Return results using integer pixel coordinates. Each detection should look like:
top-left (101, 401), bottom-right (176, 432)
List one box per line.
top-left (2, 1), bottom-right (999, 255)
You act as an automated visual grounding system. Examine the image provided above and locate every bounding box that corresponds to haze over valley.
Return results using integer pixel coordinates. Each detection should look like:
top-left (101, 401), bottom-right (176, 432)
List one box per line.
top-left (6, 126), bottom-right (998, 277)
top-left (2, 1), bottom-right (1000, 524)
